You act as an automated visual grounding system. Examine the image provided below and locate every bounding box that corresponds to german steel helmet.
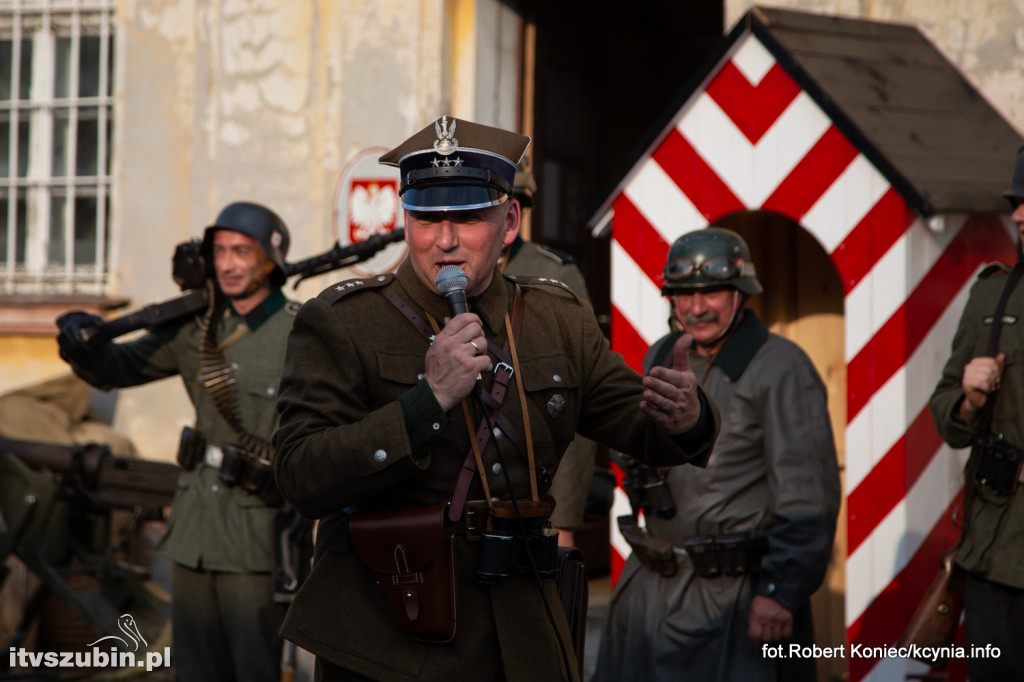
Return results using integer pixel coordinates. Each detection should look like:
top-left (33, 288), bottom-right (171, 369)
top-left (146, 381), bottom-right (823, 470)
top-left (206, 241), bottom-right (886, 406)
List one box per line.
top-left (1003, 147), bottom-right (1024, 208)
top-left (201, 202), bottom-right (290, 286)
top-left (661, 227), bottom-right (762, 296)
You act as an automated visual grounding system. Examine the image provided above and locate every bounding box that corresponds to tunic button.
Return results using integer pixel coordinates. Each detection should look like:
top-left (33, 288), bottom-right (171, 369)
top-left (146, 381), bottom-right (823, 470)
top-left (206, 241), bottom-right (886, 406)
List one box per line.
top-left (212, 484), bottom-right (220, 492)
top-left (231, 362), bottom-right (239, 370)
top-left (491, 463), bottom-right (503, 475)
top-left (552, 374), bottom-right (562, 383)
top-left (377, 275), bottom-right (387, 282)
top-left (492, 427), bottom-right (503, 440)
top-left (418, 373), bottom-right (425, 380)
top-left (266, 387), bottom-right (275, 396)
top-left (373, 449), bottom-right (387, 463)
top-left (432, 423), bottom-right (441, 431)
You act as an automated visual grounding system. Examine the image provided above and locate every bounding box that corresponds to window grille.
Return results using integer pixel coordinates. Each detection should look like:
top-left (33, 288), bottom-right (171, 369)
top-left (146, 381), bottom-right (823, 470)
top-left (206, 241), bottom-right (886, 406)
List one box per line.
top-left (0, 0), bottom-right (115, 295)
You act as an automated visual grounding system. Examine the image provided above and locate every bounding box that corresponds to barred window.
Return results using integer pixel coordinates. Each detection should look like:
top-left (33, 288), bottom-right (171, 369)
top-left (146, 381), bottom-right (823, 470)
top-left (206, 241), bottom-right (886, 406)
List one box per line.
top-left (1, 0), bottom-right (114, 295)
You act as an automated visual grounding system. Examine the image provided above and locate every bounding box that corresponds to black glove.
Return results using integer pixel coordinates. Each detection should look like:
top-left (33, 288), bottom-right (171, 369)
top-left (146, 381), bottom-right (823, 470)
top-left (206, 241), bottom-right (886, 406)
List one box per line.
top-left (56, 310), bottom-right (104, 363)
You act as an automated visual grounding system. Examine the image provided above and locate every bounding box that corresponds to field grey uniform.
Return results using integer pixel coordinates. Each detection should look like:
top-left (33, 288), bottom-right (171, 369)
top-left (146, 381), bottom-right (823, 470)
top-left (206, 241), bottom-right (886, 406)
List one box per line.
top-left (929, 263), bottom-right (1024, 680)
top-left (596, 310), bottom-right (840, 682)
top-left (64, 290), bottom-right (296, 682)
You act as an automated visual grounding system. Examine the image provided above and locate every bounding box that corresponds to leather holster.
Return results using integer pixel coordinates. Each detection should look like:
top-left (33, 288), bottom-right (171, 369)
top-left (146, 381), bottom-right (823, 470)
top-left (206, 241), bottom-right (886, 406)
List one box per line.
top-left (349, 504), bottom-right (458, 644)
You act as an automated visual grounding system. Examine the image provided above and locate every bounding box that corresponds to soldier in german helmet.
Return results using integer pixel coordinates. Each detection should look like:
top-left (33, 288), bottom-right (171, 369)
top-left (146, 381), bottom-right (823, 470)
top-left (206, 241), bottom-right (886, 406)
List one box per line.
top-left (56, 201), bottom-right (298, 682)
top-left (596, 226), bottom-right (840, 682)
top-left (272, 116), bottom-right (720, 682)
top-left (929, 149), bottom-right (1024, 680)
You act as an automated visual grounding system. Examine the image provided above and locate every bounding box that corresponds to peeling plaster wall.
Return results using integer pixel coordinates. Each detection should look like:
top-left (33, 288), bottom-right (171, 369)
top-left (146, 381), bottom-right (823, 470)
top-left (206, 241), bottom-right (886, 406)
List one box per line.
top-left (109, 0), bottom-right (451, 460)
top-left (23, 0), bottom-right (580, 458)
top-left (727, 1), bottom-right (1024, 134)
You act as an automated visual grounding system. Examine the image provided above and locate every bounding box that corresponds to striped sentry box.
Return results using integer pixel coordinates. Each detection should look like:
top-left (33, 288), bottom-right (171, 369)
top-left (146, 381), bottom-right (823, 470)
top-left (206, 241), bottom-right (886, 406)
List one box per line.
top-left (595, 31), bottom-right (1016, 682)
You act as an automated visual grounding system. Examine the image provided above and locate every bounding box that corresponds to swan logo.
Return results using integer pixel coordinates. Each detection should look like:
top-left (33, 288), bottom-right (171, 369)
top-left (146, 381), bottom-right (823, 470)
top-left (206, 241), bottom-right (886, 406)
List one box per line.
top-left (87, 614), bottom-right (148, 651)
top-left (8, 611), bottom-right (171, 672)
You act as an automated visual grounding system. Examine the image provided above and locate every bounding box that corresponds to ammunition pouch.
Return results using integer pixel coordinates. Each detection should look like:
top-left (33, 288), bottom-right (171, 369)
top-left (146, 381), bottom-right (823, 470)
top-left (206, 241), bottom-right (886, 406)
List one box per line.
top-left (218, 444), bottom-right (283, 506)
top-left (349, 504), bottom-right (458, 644)
top-left (682, 532), bottom-right (769, 579)
top-left (616, 514), bottom-right (677, 577)
top-left (176, 426), bottom-right (206, 471)
top-left (972, 432), bottom-right (1024, 495)
top-left (612, 452), bottom-right (677, 520)
top-left (474, 500), bottom-right (559, 584)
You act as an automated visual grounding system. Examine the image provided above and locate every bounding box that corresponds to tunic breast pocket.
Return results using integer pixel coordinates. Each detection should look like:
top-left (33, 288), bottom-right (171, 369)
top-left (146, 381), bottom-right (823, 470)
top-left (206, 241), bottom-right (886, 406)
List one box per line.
top-left (519, 354), bottom-right (580, 448)
top-left (377, 352), bottom-right (425, 395)
top-left (242, 371), bottom-right (283, 436)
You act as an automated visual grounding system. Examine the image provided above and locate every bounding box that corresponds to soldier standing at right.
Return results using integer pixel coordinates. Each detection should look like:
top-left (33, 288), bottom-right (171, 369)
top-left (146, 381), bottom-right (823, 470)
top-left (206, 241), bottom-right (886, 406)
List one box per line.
top-left (595, 227), bottom-right (840, 682)
top-left (929, 151), bottom-right (1024, 680)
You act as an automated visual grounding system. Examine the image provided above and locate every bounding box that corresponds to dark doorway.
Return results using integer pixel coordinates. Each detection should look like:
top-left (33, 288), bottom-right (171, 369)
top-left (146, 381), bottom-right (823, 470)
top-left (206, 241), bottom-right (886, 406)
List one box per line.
top-left (519, 0), bottom-right (724, 321)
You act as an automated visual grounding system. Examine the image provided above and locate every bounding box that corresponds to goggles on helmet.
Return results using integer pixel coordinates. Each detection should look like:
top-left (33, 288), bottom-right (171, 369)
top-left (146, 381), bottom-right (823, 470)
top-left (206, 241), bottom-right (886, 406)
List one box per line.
top-left (663, 256), bottom-right (744, 284)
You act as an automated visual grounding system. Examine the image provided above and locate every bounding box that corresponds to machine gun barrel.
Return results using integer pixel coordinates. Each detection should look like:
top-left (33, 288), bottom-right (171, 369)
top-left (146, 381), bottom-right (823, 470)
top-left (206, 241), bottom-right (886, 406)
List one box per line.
top-left (0, 437), bottom-right (178, 512)
top-left (81, 228), bottom-right (405, 343)
top-left (285, 228), bottom-right (405, 286)
top-left (85, 288), bottom-right (209, 344)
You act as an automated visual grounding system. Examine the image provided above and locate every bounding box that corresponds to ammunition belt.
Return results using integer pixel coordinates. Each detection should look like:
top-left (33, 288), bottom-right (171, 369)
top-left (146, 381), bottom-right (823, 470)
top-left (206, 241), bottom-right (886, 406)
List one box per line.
top-left (676, 532), bottom-right (769, 579)
top-left (618, 514), bottom-right (768, 579)
top-left (197, 279), bottom-right (273, 461)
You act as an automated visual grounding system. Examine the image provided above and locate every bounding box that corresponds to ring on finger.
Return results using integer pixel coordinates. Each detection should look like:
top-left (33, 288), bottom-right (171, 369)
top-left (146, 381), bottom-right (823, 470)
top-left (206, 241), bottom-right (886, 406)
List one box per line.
top-left (469, 340), bottom-right (481, 354)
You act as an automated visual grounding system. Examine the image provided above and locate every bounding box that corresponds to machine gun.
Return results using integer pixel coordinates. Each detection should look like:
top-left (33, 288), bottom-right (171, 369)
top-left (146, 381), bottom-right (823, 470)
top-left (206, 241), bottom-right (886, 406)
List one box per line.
top-left (0, 437), bottom-right (180, 666)
top-left (84, 228), bottom-right (406, 344)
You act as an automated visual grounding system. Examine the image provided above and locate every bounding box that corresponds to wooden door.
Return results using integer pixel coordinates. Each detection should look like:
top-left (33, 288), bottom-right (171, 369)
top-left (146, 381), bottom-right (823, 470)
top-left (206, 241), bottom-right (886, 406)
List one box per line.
top-left (718, 210), bottom-right (848, 682)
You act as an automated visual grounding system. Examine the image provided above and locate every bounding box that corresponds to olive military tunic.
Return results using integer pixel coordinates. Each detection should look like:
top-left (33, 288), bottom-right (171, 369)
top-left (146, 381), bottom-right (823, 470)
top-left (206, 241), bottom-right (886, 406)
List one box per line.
top-left (65, 289), bottom-right (298, 572)
top-left (596, 310), bottom-right (840, 682)
top-left (272, 259), bottom-right (718, 682)
top-left (930, 264), bottom-right (1024, 589)
top-left (500, 236), bottom-right (597, 531)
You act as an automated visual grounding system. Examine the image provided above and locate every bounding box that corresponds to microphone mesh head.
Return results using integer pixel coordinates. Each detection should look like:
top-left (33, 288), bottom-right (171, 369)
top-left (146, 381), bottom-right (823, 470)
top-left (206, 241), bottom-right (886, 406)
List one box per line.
top-left (435, 265), bottom-right (468, 294)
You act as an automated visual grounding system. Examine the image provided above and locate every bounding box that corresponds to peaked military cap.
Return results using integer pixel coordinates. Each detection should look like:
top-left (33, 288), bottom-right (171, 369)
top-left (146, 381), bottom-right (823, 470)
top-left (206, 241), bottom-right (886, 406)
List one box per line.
top-left (380, 115), bottom-right (531, 211)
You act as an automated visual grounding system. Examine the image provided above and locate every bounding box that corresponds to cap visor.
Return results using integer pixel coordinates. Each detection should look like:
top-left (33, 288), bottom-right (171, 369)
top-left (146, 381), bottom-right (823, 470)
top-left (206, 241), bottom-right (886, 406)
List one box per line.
top-left (402, 185), bottom-right (507, 212)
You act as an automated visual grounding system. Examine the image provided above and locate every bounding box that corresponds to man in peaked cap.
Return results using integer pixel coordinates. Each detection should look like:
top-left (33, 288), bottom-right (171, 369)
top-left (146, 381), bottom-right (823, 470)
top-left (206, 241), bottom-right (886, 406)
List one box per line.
top-left (930, 149), bottom-right (1024, 680)
top-left (273, 116), bottom-right (720, 681)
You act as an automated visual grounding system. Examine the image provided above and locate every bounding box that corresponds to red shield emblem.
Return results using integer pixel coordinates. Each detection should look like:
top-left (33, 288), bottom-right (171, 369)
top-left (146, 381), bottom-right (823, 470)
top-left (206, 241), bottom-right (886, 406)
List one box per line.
top-left (347, 179), bottom-right (399, 242)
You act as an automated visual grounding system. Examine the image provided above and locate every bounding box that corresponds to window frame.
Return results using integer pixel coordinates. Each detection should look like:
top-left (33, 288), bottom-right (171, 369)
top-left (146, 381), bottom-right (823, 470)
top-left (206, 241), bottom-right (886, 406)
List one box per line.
top-left (1, 0), bottom-right (115, 297)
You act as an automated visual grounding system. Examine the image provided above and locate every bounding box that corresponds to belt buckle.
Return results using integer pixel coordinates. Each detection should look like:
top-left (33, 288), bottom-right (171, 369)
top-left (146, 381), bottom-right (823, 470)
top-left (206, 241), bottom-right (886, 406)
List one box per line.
top-left (463, 502), bottom-right (487, 542)
top-left (493, 362), bottom-right (513, 380)
top-left (204, 445), bottom-right (224, 469)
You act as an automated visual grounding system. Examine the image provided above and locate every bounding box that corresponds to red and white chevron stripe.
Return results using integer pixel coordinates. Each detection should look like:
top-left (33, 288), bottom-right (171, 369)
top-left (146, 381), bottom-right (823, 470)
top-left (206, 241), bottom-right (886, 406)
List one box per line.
top-left (604, 32), bottom-right (1017, 681)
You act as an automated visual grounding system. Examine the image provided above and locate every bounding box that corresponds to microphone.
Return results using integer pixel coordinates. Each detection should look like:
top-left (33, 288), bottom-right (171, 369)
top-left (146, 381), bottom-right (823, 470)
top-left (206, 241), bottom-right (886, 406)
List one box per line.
top-left (435, 265), bottom-right (469, 317)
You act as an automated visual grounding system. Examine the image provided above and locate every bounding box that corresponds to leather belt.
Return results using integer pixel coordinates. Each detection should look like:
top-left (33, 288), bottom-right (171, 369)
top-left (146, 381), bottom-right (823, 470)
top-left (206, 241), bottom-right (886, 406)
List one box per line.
top-left (451, 500), bottom-right (489, 542)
